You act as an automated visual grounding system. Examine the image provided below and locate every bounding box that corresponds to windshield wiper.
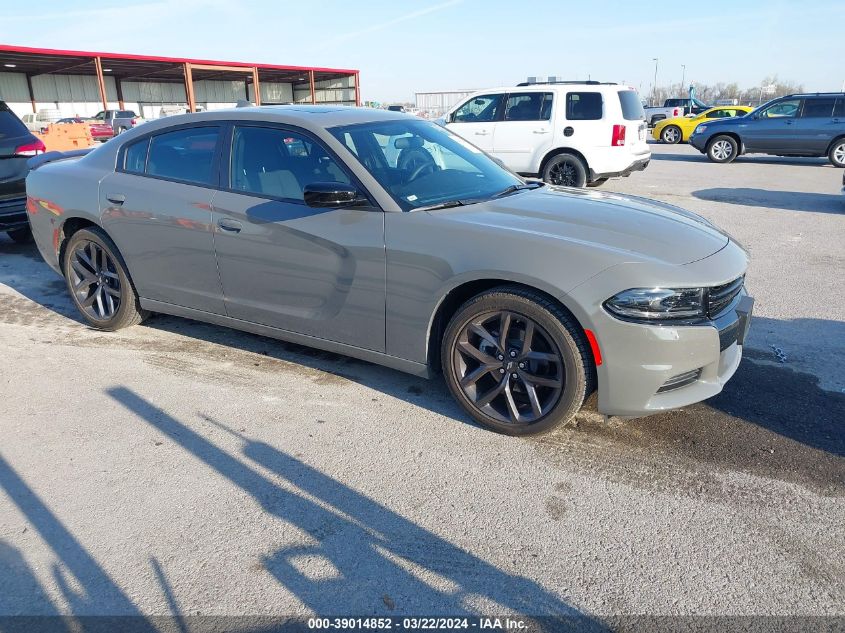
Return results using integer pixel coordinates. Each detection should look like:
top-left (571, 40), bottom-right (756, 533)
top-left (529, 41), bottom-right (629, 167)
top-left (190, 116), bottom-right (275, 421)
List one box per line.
top-left (491, 182), bottom-right (544, 198)
top-left (414, 199), bottom-right (471, 212)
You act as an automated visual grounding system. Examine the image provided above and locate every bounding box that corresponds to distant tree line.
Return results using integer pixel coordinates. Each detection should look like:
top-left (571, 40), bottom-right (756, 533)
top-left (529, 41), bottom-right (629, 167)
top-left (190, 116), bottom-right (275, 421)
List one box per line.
top-left (648, 76), bottom-right (805, 106)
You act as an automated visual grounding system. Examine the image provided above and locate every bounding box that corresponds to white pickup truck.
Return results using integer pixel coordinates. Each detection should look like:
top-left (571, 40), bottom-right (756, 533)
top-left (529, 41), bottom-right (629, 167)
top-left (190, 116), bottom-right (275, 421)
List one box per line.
top-left (644, 98), bottom-right (710, 126)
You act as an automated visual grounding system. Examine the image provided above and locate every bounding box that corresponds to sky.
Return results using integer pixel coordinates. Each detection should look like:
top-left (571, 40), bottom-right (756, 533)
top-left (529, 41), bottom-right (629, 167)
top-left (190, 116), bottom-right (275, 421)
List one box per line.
top-left (1, 0), bottom-right (842, 102)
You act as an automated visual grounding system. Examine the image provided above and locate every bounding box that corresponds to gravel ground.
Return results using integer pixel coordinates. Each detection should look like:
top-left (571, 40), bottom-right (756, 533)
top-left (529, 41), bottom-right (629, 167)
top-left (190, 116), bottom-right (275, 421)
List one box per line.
top-left (0, 142), bottom-right (843, 629)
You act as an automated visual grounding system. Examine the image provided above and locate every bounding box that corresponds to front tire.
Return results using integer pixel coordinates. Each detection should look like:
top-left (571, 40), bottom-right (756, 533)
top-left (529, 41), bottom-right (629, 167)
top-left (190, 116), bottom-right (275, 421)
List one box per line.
top-left (706, 135), bottom-right (738, 163)
top-left (62, 227), bottom-right (148, 331)
top-left (441, 286), bottom-right (593, 436)
top-left (661, 125), bottom-right (682, 144)
top-left (828, 138), bottom-right (845, 167)
top-left (7, 227), bottom-right (33, 244)
top-left (543, 154), bottom-right (587, 188)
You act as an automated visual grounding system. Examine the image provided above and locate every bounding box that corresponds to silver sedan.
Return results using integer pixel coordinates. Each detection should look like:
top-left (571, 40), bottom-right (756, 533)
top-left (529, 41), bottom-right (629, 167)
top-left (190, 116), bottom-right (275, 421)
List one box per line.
top-left (26, 106), bottom-right (752, 435)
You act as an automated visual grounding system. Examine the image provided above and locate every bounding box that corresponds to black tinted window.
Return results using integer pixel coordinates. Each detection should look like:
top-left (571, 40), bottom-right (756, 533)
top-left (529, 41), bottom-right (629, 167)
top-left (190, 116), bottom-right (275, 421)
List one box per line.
top-left (452, 94), bottom-right (503, 123)
top-left (503, 92), bottom-right (553, 121)
top-left (618, 90), bottom-right (645, 121)
top-left (801, 98), bottom-right (835, 118)
top-left (147, 127), bottom-right (219, 185)
top-left (0, 103), bottom-right (29, 137)
top-left (118, 111), bottom-right (136, 118)
top-left (566, 92), bottom-right (602, 120)
top-left (124, 138), bottom-right (149, 173)
top-left (230, 126), bottom-right (350, 201)
top-left (835, 99), bottom-right (845, 118)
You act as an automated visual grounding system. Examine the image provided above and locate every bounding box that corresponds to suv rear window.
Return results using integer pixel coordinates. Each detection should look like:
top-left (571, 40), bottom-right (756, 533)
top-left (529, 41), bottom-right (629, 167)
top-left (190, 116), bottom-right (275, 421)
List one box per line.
top-left (118, 111), bottom-right (137, 118)
top-left (801, 98), bottom-right (836, 118)
top-left (0, 102), bottom-right (30, 138)
top-left (566, 93), bottom-right (602, 120)
top-left (618, 90), bottom-right (645, 121)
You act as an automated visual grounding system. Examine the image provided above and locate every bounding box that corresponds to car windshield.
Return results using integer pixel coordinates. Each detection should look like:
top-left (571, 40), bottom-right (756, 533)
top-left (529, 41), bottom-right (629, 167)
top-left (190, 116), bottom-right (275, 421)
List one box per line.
top-left (329, 119), bottom-right (523, 211)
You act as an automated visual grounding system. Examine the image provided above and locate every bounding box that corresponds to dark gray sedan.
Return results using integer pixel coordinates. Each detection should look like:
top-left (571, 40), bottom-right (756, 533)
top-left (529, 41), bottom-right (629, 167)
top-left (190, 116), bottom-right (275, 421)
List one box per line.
top-left (26, 106), bottom-right (752, 435)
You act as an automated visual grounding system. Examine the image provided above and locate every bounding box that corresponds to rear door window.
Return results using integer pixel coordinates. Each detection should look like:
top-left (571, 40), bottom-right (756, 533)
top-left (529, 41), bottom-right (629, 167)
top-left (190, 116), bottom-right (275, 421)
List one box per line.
top-left (503, 92), bottom-right (553, 121)
top-left (617, 90), bottom-right (645, 121)
top-left (800, 98), bottom-right (836, 118)
top-left (566, 92), bottom-right (603, 120)
top-left (146, 127), bottom-right (220, 186)
top-left (834, 99), bottom-right (845, 118)
top-left (123, 138), bottom-right (149, 174)
top-left (451, 94), bottom-right (503, 123)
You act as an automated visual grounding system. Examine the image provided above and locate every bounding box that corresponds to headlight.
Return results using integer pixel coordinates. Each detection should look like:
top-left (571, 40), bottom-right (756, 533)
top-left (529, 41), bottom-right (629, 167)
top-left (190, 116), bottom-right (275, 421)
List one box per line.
top-left (694, 124), bottom-right (707, 134)
top-left (604, 287), bottom-right (705, 320)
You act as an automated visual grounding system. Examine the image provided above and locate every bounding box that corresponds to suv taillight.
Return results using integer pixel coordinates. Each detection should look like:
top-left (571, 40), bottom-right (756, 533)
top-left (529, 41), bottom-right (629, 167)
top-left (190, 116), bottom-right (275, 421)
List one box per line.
top-left (15, 139), bottom-right (46, 156)
top-left (131, 119), bottom-right (137, 126)
top-left (611, 124), bottom-right (626, 146)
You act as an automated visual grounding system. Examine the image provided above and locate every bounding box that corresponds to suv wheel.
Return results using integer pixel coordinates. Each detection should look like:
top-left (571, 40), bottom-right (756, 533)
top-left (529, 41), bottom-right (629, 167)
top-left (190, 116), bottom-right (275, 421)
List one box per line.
top-left (829, 139), bottom-right (845, 168)
top-left (543, 154), bottom-right (587, 188)
top-left (62, 227), bottom-right (148, 331)
top-left (6, 227), bottom-right (33, 244)
top-left (707, 135), bottom-right (738, 163)
top-left (441, 286), bottom-right (593, 436)
top-left (661, 125), bottom-right (682, 144)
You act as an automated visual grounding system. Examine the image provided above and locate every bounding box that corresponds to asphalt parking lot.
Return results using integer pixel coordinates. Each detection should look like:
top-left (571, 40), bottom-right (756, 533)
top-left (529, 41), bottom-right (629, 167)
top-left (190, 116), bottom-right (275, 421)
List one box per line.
top-left (0, 142), bottom-right (843, 628)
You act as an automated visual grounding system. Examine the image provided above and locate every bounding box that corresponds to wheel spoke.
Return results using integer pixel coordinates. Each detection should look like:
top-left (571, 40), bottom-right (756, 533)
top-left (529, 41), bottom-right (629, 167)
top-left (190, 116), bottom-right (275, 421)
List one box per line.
top-left (520, 371), bottom-right (562, 389)
top-left (76, 250), bottom-right (96, 274)
top-left (498, 312), bottom-right (512, 349)
top-left (468, 323), bottom-right (500, 351)
top-left (524, 350), bottom-right (558, 363)
top-left (523, 379), bottom-right (543, 417)
top-left (101, 270), bottom-right (119, 281)
top-left (503, 382), bottom-right (520, 423)
top-left (460, 364), bottom-right (493, 388)
top-left (94, 288), bottom-right (105, 317)
top-left (82, 289), bottom-right (98, 307)
top-left (520, 320), bottom-right (535, 356)
top-left (104, 290), bottom-right (116, 315)
top-left (475, 375), bottom-right (508, 407)
top-left (103, 285), bottom-right (121, 298)
top-left (456, 340), bottom-right (499, 366)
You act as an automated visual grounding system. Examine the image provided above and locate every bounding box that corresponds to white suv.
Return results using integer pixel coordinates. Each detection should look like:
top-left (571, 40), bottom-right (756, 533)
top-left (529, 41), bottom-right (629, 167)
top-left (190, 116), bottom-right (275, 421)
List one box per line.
top-left (442, 82), bottom-right (650, 187)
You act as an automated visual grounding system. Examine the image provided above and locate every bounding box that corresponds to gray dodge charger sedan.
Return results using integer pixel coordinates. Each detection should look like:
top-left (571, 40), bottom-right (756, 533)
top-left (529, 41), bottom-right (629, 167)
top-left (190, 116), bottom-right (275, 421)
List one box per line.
top-left (25, 106), bottom-right (753, 435)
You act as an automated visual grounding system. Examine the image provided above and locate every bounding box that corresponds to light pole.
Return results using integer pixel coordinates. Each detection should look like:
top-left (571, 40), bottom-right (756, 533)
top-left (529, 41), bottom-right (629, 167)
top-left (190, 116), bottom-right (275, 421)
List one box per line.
top-left (680, 64), bottom-right (686, 97)
top-left (652, 58), bottom-right (659, 105)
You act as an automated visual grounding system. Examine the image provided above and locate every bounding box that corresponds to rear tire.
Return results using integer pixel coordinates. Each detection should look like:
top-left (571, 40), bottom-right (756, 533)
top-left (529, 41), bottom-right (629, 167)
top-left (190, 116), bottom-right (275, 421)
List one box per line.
top-left (661, 125), bottom-right (682, 144)
top-left (828, 138), bottom-right (845, 168)
top-left (7, 227), bottom-right (33, 244)
top-left (543, 153), bottom-right (587, 188)
top-left (441, 286), bottom-right (593, 436)
top-left (706, 135), bottom-right (738, 163)
top-left (62, 227), bottom-right (148, 331)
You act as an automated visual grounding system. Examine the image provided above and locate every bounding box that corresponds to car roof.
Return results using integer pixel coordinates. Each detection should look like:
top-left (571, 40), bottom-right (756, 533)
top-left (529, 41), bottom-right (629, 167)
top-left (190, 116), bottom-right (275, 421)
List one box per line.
top-left (128, 105), bottom-right (411, 134)
top-left (470, 84), bottom-right (634, 94)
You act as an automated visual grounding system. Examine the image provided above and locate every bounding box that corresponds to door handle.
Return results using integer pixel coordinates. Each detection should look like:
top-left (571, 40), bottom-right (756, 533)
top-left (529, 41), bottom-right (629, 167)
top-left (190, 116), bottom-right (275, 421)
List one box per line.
top-left (785, 119), bottom-right (794, 125)
top-left (106, 193), bottom-right (125, 205)
top-left (217, 219), bottom-right (243, 233)
top-left (474, 130), bottom-right (488, 136)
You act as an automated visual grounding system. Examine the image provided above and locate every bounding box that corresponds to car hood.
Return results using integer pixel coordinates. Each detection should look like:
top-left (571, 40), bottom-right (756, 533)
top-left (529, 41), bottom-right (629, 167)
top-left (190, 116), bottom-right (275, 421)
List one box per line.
top-left (431, 186), bottom-right (731, 266)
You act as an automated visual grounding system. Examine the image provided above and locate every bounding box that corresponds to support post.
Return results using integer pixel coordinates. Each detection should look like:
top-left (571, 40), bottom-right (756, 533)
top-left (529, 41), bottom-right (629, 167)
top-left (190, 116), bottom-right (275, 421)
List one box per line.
top-left (183, 62), bottom-right (196, 113)
top-left (354, 72), bottom-right (361, 106)
top-left (252, 67), bottom-right (261, 105)
top-left (309, 70), bottom-right (316, 105)
top-left (115, 79), bottom-right (125, 110)
top-left (93, 57), bottom-right (108, 112)
top-left (25, 74), bottom-right (37, 113)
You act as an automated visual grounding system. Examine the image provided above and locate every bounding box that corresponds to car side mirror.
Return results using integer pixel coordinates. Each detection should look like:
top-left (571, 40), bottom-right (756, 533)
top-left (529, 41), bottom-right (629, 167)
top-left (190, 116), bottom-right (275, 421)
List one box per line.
top-left (303, 182), bottom-right (365, 208)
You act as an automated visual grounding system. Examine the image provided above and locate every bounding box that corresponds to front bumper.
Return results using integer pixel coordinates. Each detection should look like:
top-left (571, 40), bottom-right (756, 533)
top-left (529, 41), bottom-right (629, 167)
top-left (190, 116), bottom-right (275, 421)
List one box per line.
top-left (688, 133), bottom-right (708, 152)
top-left (0, 195), bottom-right (29, 231)
top-left (592, 290), bottom-right (752, 416)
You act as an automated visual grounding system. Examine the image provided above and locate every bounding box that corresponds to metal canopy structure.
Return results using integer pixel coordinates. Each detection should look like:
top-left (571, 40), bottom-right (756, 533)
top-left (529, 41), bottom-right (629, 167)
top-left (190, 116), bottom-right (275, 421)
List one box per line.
top-left (0, 44), bottom-right (360, 113)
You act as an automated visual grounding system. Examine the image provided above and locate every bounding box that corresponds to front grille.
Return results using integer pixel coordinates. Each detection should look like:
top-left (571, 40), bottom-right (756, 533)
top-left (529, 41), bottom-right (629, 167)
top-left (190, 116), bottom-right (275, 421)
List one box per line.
top-left (657, 368), bottom-right (702, 393)
top-left (707, 276), bottom-right (744, 318)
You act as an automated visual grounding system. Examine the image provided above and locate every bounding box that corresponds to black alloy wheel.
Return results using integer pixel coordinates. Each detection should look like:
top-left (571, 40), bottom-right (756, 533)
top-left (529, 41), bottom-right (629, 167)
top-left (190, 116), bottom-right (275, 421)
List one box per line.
top-left (442, 287), bottom-right (592, 435)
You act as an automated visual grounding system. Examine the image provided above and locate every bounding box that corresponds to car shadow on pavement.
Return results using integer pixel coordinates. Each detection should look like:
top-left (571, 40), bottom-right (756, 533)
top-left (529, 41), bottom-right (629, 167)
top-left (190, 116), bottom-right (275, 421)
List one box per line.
top-left (693, 187), bottom-right (844, 214)
top-left (106, 386), bottom-right (607, 630)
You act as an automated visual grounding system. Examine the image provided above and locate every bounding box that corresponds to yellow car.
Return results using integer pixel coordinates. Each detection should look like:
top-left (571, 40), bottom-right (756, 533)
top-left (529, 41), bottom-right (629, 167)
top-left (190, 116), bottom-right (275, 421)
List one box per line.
top-left (653, 106), bottom-right (753, 144)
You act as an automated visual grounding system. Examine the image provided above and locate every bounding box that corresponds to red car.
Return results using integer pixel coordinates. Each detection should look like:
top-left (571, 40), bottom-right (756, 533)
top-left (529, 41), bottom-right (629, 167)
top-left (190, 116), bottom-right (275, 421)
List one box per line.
top-left (56, 117), bottom-right (114, 142)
